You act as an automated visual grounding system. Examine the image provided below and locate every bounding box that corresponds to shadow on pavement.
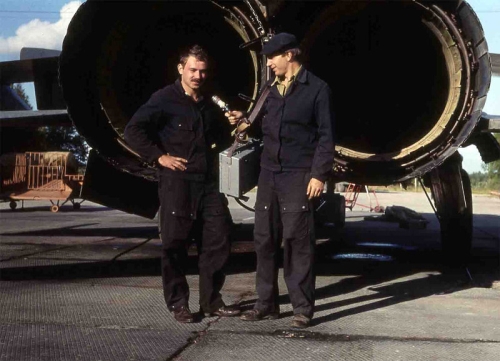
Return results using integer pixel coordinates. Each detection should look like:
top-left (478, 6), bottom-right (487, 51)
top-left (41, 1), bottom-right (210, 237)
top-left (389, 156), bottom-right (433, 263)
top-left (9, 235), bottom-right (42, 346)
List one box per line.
top-left (1, 226), bottom-right (158, 238)
top-left (236, 249), bottom-right (498, 326)
top-left (1, 213), bottom-right (497, 327)
top-left (308, 271), bottom-right (472, 326)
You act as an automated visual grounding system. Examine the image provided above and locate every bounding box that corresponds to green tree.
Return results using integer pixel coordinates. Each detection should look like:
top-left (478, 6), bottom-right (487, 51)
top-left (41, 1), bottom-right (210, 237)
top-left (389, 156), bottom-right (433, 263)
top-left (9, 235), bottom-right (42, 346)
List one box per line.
top-left (486, 134), bottom-right (500, 176)
top-left (469, 171), bottom-right (489, 189)
top-left (11, 83), bottom-right (32, 109)
top-left (484, 133), bottom-right (500, 190)
top-left (39, 126), bottom-right (89, 166)
top-left (7, 84), bottom-right (89, 167)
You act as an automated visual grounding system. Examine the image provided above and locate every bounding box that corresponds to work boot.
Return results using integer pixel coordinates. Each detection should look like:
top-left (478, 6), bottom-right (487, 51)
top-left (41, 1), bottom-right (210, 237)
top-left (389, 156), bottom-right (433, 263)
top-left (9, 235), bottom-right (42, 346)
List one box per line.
top-left (204, 304), bottom-right (241, 317)
top-left (171, 305), bottom-right (195, 323)
top-left (240, 308), bottom-right (280, 321)
top-left (291, 314), bottom-right (310, 329)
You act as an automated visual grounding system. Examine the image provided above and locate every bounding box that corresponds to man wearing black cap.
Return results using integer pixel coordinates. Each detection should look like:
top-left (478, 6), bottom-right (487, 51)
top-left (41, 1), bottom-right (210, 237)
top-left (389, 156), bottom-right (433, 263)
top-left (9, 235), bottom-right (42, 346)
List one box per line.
top-left (226, 33), bottom-right (335, 328)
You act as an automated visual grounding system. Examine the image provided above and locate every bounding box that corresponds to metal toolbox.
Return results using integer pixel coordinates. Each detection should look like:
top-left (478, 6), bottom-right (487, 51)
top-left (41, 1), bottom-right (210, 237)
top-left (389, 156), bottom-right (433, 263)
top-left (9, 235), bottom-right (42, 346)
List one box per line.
top-left (219, 140), bottom-right (263, 198)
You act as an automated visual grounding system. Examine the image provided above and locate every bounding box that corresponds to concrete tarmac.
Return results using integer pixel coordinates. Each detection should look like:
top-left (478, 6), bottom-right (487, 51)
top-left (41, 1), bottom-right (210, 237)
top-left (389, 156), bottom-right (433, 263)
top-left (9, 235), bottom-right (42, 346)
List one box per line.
top-left (0, 191), bottom-right (499, 361)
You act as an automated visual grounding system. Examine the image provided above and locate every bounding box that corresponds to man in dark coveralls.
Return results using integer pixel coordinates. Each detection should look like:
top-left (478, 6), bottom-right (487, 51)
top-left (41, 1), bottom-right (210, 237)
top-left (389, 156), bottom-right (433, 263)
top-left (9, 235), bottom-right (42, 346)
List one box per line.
top-left (124, 45), bottom-right (240, 323)
top-left (226, 33), bottom-right (335, 328)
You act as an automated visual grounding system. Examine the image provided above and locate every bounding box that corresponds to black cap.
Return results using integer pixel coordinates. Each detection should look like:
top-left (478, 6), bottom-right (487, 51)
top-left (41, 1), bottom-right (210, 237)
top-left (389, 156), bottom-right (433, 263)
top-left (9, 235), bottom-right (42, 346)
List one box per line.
top-left (261, 33), bottom-right (298, 56)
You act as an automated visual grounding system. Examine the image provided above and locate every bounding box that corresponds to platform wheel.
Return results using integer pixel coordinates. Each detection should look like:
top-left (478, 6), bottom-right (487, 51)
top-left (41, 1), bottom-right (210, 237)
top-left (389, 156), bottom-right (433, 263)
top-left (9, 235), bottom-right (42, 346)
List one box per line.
top-left (336, 198), bottom-right (346, 228)
top-left (9, 201), bottom-right (17, 210)
top-left (428, 153), bottom-right (472, 265)
top-left (50, 205), bottom-right (60, 213)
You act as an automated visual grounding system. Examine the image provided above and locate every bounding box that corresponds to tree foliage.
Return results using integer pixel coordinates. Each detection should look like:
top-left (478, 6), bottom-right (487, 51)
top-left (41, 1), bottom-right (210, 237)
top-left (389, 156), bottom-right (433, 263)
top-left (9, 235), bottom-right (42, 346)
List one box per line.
top-left (469, 135), bottom-right (500, 191)
top-left (485, 134), bottom-right (500, 179)
top-left (11, 83), bottom-right (32, 109)
top-left (6, 84), bottom-right (89, 167)
top-left (39, 126), bottom-right (89, 166)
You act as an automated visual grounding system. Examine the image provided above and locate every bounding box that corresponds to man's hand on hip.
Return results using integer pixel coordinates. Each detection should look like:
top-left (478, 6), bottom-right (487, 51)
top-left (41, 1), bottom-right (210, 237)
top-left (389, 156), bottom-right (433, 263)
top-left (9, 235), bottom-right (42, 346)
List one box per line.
top-left (158, 154), bottom-right (188, 171)
top-left (307, 178), bottom-right (324, 199)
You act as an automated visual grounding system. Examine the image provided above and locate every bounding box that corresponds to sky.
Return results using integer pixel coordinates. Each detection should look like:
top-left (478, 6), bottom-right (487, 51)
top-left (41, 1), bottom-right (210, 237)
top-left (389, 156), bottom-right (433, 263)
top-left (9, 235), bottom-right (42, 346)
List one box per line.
top-left (0, 0), bottom-right (498, 173)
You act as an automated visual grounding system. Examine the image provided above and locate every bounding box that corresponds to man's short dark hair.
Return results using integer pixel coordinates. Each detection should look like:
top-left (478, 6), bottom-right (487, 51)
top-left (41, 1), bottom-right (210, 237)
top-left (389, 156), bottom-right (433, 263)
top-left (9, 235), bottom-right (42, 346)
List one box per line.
top-left (179, 45), bottom-right (209, 67)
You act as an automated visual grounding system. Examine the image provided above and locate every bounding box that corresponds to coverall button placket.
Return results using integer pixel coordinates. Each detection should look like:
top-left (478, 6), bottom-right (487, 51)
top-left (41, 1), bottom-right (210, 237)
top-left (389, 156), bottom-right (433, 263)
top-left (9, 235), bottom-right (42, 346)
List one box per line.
top-left (278, 98), bottom-right (285, 169)
top-left (253, 64), bottom-right (335, 322)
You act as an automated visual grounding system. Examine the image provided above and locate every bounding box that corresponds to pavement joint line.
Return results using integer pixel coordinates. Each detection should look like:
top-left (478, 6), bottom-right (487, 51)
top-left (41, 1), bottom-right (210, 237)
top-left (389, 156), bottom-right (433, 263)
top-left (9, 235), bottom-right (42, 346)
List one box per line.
top-left (2, 257), bottom-right (97, 263)
top-left (0, 222), bottom-right (102, 236)
top-left (5, 312), bottom-right (499, 349)
top-left (207, 329), bottom-right (500, 344)
top-left (0, 237), bottom-right (118, 262)
top-left (166, 320), bottom-right (215, 361)
top-left (111, 235), bottom-right (157, 262)
top-left (168, 293), bottom-right (250, 361)
top-left (474, 227), bottom-right (500, 240)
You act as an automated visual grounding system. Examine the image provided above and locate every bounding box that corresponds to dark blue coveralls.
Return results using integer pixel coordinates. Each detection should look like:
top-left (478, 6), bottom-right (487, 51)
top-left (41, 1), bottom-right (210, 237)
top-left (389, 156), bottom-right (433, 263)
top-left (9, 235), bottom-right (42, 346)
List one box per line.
top-left (253, 67), bottom-right (335, 318)
top-left (124, 79), bottom-right (232, 314)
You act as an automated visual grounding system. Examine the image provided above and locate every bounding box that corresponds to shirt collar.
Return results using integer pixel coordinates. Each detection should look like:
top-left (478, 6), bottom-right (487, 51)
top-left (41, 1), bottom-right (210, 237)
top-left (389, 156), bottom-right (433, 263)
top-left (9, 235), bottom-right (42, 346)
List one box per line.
top-left (295, 66), bottom-right (307, 84)
top-left (271, 65), bottom-right (306, 86)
